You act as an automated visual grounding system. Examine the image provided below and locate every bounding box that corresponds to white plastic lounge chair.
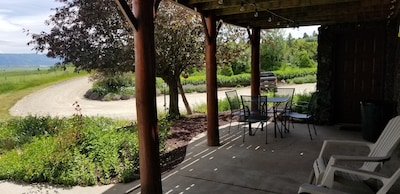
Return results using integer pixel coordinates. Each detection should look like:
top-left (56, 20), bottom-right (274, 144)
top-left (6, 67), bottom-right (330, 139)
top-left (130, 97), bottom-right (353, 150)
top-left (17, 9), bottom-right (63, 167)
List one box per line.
top-left (309, 115), bottom-right (400, 185)
top-left (298, 164), bottom-right (400, 194)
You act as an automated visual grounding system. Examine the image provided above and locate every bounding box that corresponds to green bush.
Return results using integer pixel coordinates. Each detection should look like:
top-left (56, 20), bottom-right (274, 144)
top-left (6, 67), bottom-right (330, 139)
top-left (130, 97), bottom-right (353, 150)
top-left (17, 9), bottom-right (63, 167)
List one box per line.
top-left (182, 84), bottom-right (207, 93)
top-left (218, 65), bottom-right (234, 76)
top-left (289, 75), bottom-right (317, 84)
top-left (0, 115), bottom-right (171, 186)
top-left (274, 67), bottom-right (316, 81)
top-left (93, 74), bottom-right (134, 95)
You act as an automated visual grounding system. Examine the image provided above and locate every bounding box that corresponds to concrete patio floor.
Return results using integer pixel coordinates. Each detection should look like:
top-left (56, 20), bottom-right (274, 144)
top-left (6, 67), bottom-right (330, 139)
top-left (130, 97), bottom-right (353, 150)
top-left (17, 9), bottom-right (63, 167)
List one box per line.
top-left (106, 121), bottom-right (400, 194)
top-left (1, 121), bottom-right (399, 194)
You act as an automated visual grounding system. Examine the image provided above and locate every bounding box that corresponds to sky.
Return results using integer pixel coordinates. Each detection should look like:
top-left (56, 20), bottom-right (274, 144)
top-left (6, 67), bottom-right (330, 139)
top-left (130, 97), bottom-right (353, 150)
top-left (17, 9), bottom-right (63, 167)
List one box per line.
top-left (0, 1), bottom-right (64, 53)
top-left (0, 1), bottom-right (319, 54)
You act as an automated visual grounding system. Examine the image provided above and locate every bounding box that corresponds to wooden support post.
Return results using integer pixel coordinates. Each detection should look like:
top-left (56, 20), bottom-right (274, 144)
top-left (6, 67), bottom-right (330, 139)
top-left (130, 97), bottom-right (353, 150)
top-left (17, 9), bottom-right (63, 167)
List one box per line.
top-left (132, 0), bottom-right (162, 193)
top-left (203, 13), bottom-right (220, 146)
top-left (250, 28), bottom-right (261, 96)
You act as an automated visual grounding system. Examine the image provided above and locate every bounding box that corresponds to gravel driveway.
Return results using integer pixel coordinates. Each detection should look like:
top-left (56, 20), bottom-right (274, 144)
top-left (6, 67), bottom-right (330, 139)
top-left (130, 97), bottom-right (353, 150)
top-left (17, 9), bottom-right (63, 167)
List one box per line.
top-left (10, 76), bottom-right (316, 120)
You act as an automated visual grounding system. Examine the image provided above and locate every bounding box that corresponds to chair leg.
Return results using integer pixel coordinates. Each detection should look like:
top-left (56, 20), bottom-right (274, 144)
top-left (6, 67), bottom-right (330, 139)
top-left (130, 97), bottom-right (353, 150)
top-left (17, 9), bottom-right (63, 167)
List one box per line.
top-left (242, 122), bottom-right (245, 142)
top-left (265, 122), bottom-right (268, 144)
top-left (283, 115), bottom-right (290, 133)
top-left (307, 120), bottom-right (313, 140)
top-left (312, 120), bottom-right (317, 136)
top-left (228, 113), bottom-right (233, 133)
top-left (308, 170), bottom-right (316, 184)
top-left (291, 117), bottom-right (295, 129)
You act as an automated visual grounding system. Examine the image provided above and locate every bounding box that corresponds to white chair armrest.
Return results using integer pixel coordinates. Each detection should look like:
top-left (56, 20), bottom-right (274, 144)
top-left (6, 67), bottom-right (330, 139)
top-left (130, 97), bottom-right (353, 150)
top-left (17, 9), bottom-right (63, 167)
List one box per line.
top-left (318, 140), bottom-right (374, 158)
top-left (325, 155), bottom-right (389, 170)
top-left (321, 164), bottom-right (392, 188)
top-left (329, 155), bottom-right (390, 163)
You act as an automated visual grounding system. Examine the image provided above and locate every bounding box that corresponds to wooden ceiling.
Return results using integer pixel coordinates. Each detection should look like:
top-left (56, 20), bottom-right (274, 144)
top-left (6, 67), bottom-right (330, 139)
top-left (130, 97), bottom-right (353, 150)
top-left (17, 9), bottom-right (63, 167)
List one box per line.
top-left (174, 0), bottom-right (400, 29)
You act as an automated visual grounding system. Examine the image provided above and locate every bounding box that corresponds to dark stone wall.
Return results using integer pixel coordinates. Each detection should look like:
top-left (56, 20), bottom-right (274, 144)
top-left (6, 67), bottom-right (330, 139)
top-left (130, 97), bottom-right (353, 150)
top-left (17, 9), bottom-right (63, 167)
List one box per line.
top-left (316, 26), bottom-right (335, 124)
top-left (316, 21), bottom-right (399, 124)
top-left (391, 17), bottom-right (400, 115)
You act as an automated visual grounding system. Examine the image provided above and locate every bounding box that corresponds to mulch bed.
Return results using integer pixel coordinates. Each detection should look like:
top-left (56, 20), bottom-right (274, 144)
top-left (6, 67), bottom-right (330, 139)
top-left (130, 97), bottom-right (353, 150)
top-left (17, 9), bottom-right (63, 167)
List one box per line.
top-left (160, 112), bottom-right (231, 172)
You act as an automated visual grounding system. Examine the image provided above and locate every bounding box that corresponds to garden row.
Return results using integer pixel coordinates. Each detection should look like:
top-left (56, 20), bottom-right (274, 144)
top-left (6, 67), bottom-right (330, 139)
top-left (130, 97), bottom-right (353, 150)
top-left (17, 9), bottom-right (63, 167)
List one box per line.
top-left (87, 67), bottom-right (317, 101)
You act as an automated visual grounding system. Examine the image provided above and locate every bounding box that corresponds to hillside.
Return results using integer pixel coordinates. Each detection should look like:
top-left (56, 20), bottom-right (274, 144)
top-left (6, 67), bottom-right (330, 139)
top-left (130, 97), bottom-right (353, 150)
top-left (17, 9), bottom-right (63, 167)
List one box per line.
top-left (0, 53), bottom-right (61, 67)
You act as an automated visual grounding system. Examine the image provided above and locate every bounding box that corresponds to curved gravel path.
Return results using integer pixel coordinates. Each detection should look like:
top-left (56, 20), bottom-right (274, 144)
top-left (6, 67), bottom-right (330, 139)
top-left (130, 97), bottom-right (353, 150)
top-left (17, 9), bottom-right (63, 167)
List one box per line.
top-left (9, 76), bottom-right (316, 120)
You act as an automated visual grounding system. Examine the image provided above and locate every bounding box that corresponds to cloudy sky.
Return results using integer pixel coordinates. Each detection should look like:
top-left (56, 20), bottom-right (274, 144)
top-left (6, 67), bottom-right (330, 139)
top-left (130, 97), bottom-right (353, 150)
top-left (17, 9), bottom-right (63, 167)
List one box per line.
top-left (0, 1), bottom-right (64, 53)
top-left (0, 1), bottom-right (318, 54)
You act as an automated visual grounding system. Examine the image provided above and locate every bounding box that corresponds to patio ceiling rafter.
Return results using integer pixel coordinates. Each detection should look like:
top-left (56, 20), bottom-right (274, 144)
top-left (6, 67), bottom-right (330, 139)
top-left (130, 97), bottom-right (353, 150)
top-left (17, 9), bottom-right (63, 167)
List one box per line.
top-left (175, 0), bottom-right (398, 29)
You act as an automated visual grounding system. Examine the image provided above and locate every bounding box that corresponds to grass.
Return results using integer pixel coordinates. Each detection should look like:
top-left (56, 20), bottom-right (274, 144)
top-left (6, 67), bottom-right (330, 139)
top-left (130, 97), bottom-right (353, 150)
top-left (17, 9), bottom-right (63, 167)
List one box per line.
top-left (0, 67), bottom-right (87, 120)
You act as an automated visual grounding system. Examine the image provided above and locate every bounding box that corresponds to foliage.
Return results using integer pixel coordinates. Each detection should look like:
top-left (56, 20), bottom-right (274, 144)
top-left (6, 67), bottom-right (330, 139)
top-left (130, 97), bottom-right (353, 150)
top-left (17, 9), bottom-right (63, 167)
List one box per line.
top-left (217, 25), bottom-right (249, 75)
top-left (154, 1), bottom-right (204, 117)
top-left (181, 73), bottom-right (251, 88)
top-left (27, 0), bottom-right (318, 118)
top-left (28, 0), bottom-right (134, 75)
top-left (182, 84), bottom-right (207, 93)
top-left (193, 98), bottom-right (230, 113)
top-left (296, 50), bottom-right (316, 68)
top-left (260, 29), bottom-right (286, 71)
top-left (0, 115), bottom-right (171, 186)
top-left (285, 38), bottom-right (318, 68)
top-left (91, 73), bottom-right (134, 95)
top-left (289, 75), bottom-right (317, 84)
top-left (292, 92), bottom-right (313, 113)
top-left (273, 67), bottom-right (317, 81)
top-left (218, 65), bottom-right (234, 76)
top-left (230, 51), bottom-right (250, 75)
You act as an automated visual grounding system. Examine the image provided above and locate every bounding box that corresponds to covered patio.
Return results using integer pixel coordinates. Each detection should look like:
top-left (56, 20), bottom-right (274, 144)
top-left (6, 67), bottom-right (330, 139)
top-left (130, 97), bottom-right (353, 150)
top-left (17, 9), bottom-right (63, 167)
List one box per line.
top-left (114, 0), bottom-right (400, 192)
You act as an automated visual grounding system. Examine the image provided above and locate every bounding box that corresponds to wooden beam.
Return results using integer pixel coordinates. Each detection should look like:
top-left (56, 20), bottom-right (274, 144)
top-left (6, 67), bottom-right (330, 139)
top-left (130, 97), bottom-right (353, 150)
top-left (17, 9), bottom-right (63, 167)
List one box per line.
top-left (179, 0), bottom-right (389, 29)
top-left (250, 27), bottom-right (260, 97)
top-left (115, 0), bottom-right (138, 30)
top-left (132, 0), bottom-right (162, 193)
top-left (204, 12), bottom-right (220, 146)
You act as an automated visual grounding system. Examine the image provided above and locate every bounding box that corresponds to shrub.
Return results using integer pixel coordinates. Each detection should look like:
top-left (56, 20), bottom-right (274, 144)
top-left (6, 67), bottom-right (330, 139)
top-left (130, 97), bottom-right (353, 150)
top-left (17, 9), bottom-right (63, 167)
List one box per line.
top-left (0, 115), bottom-right (172, 186)
top-left (86, 73), bottom-right (136, 100)
top-left (289, 75), bottom-right (316, 84)
top-left (218, 65), bottom-right (234, 76)
top-left (182, 84), bottom-right (207, 93)
top-left (274, 67), bottom-right (316, 81)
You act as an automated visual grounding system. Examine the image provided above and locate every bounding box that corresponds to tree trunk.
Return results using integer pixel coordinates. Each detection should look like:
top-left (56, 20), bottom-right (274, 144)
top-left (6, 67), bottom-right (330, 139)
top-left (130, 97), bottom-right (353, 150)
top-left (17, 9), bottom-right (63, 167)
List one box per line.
top-left (178, 78), bottom-right (192, 115)
top-left (166, 78), bottom-right (180, 118)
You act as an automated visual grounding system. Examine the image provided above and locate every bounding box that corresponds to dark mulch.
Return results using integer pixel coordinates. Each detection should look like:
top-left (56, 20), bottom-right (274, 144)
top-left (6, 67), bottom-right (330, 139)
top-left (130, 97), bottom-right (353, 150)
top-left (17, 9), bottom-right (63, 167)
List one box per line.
top-left (132, 112), bottom-right (231, 180)
top-left (160, 112), bottom-right (231, 172)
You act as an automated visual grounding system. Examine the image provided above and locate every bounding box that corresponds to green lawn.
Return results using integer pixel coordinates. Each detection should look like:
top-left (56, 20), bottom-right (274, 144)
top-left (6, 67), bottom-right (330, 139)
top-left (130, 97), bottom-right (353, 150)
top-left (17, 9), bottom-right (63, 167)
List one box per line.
top-left (0, 67), bottom-right (87, 120)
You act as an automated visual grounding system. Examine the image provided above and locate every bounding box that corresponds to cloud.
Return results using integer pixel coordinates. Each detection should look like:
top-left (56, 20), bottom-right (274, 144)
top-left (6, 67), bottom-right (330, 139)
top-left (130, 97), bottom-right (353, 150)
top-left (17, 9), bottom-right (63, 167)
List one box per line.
top-left (0, 1), bottom-right (61, 53)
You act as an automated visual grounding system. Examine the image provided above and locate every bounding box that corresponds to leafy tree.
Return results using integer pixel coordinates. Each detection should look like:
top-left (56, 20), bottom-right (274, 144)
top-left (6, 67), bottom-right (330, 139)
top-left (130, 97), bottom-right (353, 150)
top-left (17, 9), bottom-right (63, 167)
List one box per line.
top-left (27, 0), bottom-right (134, 76)
top-left (260, 29), bottom-right (286, 71)
top-left (287, 33), bottom-right (293, 47)
top-left (296, 50), bottom-right (315, 68)
top-left (154, 1), bottom-right (204, 117)
top-left (27, 0), bottom-right (250, 118)
top-left (216, 25), bottom-right (248, 75)
top-left (230, 49), bottom-right (250, 75)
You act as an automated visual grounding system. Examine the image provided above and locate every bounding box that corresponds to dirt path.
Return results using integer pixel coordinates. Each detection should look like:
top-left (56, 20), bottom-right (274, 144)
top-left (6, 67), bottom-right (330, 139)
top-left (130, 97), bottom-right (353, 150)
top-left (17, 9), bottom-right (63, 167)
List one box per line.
top-left (9, 76), bottom-right (316, 120)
